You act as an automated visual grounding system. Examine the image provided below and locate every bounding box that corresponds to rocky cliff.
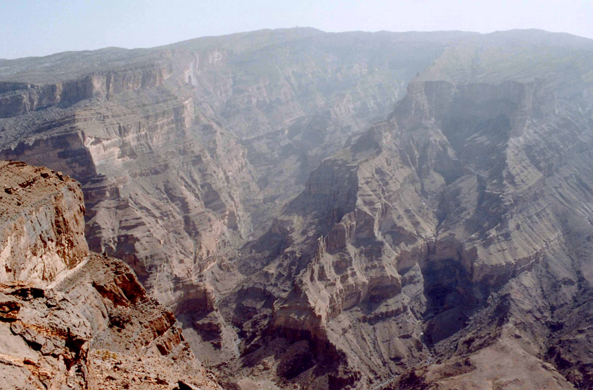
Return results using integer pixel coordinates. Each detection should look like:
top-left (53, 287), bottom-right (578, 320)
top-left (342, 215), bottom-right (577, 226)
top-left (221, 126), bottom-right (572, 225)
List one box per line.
top-left (0, 29), bottom-right (462, 364)
top-left (0, 161), bottom-right (88, 285)
top-left (0, 161), bottom-right (220, 389)
top-left (199, 31), bottom-right (593, 389)
top-left (2, 28), bottom-right (593, 389)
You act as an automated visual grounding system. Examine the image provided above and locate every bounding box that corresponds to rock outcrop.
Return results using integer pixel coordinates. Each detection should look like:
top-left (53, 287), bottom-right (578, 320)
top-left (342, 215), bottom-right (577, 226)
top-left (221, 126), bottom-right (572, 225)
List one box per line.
top-left (0, 161), bottom-right (88, 285)
top-left (199, 30), bottom-right (593, 389)
top-left (0, 29), bottom-right (464, 368)
top-left (0, 161), bottom-right (220, 389)
top-left (2, 28), bottom-right (593, 389)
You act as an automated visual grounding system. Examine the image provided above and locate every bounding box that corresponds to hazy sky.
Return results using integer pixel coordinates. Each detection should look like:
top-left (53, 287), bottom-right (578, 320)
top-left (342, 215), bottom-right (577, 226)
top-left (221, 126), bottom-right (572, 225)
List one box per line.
top-left (1, 0), bottom-right (591, 59)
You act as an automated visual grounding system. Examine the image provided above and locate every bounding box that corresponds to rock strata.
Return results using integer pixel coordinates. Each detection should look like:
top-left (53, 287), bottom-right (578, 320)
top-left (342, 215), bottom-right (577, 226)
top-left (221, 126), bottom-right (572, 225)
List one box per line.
top-left (0, 161), bottom-right (88, 285)
top-left (2, 29), bottom-right (593, 389)
top-left (200, 30), bottom-right (593, 389)
top-left (0, 161), bottom-right (220, 390)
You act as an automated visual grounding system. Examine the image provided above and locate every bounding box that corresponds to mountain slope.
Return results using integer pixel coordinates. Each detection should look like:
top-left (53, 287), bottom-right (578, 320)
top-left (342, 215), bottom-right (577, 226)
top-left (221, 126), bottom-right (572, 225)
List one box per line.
top-left (0, 28), bottom-right (461, 334)
top-left (2, 29), bottom-right (593, 389)
top-left (205, 30), bottom-right (593, 388)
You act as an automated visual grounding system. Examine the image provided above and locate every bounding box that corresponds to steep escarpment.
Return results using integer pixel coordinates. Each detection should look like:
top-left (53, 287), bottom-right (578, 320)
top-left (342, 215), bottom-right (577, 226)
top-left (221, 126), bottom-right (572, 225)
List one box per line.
top-left (2, 29), bottom-right (593, 389)
top-left (184, 30), bottom-right (464, 214)
top-left (0, 161), bottom-right (220, 389)
top-left (0, 161), bottom-right (88, 285)
top-left (202, 31), bottom-right (593, 389)
top-left (0, 62), bottom-right (170, 118)
top-left (0, 62), bottom-right (259, 314)
top-left (0, 29), bottom-right (462, 351)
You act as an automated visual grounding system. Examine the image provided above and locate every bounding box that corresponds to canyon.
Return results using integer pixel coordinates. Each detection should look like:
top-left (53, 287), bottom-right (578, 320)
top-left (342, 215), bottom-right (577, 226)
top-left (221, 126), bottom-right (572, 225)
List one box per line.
top-left (1, 28), bottom-right (593, 389)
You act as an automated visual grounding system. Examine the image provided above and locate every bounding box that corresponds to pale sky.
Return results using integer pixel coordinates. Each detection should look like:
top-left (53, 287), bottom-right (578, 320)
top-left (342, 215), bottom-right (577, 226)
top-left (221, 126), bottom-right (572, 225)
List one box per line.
top-left (1, 0), bottom-right (591, 59)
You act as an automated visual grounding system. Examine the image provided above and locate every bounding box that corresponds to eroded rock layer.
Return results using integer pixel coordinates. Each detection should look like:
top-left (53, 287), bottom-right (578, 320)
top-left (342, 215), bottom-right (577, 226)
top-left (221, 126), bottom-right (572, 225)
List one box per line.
top-left (0, 161), bottom-right (220, 390)
top-left (0, 29), bottom-right (455, 318)
top-left (204, 31), bottom-right (593, 389)
top-left (2, 29), bottom-right (593, 389)
top-left (0, 161), bottom-right (88, 285)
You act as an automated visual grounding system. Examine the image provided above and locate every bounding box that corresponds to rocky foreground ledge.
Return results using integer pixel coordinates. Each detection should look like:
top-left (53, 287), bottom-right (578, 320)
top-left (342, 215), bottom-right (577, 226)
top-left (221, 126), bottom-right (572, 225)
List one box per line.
top-left (0, 160), bottom-right (220, 389)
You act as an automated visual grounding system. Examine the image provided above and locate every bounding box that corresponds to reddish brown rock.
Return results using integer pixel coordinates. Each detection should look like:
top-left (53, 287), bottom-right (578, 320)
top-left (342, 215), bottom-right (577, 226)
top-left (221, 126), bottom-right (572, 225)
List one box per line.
top-left (0, 161), bottom-right (220, 390)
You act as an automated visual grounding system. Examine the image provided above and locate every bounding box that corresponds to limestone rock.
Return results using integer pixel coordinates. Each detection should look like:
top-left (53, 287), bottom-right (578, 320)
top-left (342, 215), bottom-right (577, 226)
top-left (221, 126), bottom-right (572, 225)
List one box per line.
top-left (2, 29), bottom-right (593, 389)
top-left (0, 161), bottom-right (220, 390)
top-left (0, 161), bottom-right (88, 286)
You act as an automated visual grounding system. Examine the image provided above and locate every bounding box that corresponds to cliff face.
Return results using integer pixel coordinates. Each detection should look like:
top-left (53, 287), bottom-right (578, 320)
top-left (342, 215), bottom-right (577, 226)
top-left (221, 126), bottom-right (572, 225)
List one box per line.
top-left (0, 62), bottom-right (259, 314)
top-left (0, 161), bottom-right (88, 285)
top-left (0, 30), bottom-right (457, 338)
top-left (0, 63), bottom-right (170, 118)
top-left (201, 32), bottom-right (593, 388)
top-left (2, 29), bottom-right (593, 389)
top-left (0, 161), bottom-right (220, 390)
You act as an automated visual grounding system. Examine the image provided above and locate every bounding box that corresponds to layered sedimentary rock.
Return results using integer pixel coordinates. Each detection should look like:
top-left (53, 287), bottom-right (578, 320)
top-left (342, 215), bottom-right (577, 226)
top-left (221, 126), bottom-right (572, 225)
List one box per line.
top-left (0, 161), bottom-right (88, 285)
top-left (2, 28), bottom-right (593, 389)
top-left (200, 31), bottom-right (593, 389)
top-left (0, 161), bottom-right (220, 389)
top-left (0, 29), bottom-right (462, 357)
top-left (0, 60), bottom-right (259, 314)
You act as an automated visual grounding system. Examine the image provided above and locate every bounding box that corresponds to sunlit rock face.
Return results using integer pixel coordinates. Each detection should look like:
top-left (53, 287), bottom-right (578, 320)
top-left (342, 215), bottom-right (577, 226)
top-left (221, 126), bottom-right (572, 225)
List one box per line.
top-left (2, 28), bottom-right (593, 389)
top-left (0, 161), bottom-right (221, 390)
top-left (0, 161), bottom-right (88, 286)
